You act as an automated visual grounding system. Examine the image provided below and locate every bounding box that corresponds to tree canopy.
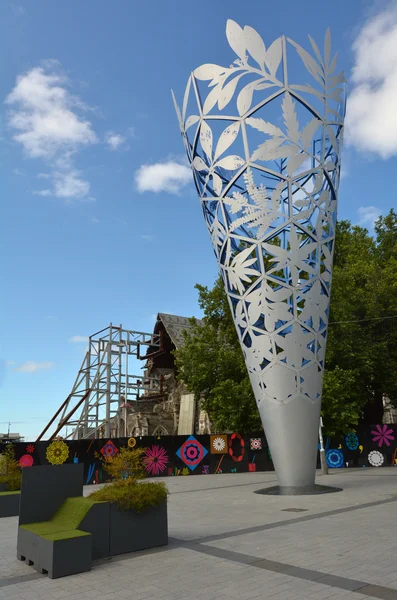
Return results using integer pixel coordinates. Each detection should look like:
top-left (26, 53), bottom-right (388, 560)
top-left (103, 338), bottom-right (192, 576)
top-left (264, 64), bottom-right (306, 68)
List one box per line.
top-left (175, 210), bottom-right (397, 435)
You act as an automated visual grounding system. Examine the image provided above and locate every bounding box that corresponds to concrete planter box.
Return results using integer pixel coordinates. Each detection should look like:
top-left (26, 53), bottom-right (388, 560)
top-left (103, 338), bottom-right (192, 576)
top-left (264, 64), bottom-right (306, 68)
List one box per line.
top-left (0, 491), bottom-right (20, 517)
top-left (79, 501), bottom-right (110, 559)
top-left (109, 501), bottom-right (168, 556)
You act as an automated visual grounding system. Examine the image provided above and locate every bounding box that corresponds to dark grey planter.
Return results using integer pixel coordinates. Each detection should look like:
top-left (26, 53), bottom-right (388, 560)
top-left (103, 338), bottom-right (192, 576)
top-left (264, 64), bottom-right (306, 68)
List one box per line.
top-left (109, 501), bottom-right (168, 556)
top-left (18, 527), bottom-right (92, 579)
top-left (0, 491), bottom-right (20, 517)
top-left (79, 501), bottom-right (110, 559)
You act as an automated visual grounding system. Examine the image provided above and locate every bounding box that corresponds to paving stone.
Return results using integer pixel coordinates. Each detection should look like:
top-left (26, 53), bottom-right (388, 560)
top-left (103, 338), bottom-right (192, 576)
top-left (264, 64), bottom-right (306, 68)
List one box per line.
top-left (1, 469), bottom-right (397, 599)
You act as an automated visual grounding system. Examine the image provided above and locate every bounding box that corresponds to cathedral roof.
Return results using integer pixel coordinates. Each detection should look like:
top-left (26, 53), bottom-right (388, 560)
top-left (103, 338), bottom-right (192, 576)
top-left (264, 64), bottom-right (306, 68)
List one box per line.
top-left (157, 313), bottom-right (203, 348)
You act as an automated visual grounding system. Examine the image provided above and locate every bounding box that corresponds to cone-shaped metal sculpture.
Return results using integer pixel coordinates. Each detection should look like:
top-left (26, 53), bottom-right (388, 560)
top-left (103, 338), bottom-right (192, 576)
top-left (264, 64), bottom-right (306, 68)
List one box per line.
top-left (173, 21), bottom-right (346, 491)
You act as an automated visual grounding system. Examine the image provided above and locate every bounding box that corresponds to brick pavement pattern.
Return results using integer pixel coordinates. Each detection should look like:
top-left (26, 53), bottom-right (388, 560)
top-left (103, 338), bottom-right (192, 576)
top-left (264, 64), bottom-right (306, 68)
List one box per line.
top-left (1, 468), bottom-right (397, 599)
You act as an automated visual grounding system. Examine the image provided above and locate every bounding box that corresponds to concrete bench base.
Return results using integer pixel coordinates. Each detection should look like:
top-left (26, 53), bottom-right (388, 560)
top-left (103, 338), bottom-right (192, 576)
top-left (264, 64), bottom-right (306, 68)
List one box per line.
top-left (18, 527), bottom-right (92, 579)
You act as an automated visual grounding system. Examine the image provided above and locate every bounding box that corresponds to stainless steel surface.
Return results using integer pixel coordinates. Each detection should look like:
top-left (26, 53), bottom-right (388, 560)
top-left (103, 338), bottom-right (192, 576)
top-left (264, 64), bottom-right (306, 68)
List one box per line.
top-left (174, 20), bottom-right (346, 488)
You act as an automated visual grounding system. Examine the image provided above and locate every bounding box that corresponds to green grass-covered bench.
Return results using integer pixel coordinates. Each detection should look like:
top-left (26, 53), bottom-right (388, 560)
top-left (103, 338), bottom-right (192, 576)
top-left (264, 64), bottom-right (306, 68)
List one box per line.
top-left (17, 497), bottom-right (110, 578)
top-left (0, 490), bottom-right (20, 517)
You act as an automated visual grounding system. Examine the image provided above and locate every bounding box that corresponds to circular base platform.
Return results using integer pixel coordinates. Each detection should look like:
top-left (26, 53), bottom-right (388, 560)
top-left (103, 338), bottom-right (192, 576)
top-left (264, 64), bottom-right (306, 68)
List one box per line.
top-left (254, 484), bottom-right (343, 496)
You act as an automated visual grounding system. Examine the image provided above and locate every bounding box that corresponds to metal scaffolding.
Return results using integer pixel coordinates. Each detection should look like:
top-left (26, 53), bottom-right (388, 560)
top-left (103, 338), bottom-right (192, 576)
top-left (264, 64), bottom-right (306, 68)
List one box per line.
top-left (37, 324), bottom-right (161, 442)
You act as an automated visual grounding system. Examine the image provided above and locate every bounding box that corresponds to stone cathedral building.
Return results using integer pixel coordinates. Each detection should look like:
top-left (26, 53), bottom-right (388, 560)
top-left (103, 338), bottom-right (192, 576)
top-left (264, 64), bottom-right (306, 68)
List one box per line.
top-left (112, 313), bottom-right (211, 438)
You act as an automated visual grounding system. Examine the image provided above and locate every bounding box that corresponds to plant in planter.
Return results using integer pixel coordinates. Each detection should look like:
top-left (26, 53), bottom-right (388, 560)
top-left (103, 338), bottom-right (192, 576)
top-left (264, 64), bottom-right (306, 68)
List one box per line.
top-left (89, 447), bottom-right (168, 555)
top-left (0, 444), bottom-right (21, 491)
top-left (0, 445), bottom-right (21, 516)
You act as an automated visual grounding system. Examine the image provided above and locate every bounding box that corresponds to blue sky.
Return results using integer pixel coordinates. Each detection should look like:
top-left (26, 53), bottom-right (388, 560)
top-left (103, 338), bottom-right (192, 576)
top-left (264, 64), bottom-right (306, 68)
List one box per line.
top-left (1, 0), bottom-right (396, 440)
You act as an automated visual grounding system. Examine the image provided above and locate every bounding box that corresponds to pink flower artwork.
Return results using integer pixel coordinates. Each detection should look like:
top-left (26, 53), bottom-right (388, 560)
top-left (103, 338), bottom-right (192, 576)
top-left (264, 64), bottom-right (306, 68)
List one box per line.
top-left (143, 445), bottom-right (169, 476)
top-left (371, 424), bottom-right (395, 448)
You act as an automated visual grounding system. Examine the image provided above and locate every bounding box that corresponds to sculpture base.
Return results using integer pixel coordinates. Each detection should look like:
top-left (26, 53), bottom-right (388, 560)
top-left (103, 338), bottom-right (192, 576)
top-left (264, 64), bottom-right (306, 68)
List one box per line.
top-left (254, 485), bottom-right (342, 496)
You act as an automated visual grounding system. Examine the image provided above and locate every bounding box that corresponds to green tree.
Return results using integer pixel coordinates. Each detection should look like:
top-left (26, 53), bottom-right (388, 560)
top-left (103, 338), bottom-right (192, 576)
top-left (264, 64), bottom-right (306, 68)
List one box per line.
top-left (175, 277), bottom-right (261, 433)
top-left (176, 211), bottom-right (397, 435)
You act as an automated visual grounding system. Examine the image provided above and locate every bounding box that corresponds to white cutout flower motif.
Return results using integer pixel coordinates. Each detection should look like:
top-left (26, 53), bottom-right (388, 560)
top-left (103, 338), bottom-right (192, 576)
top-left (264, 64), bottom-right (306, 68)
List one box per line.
top-left (212, 437), bottom-right (226, 452)
top-left (274, 323), bottom-right (315, 368)
top-left (264, 227), bottom-right (317, 286)
top-left (298, 279), bottom-right (329, 330)
top-left (243, 335), bottom-right (274, 371)
top-left (244, 280), bottom-right (293, 332)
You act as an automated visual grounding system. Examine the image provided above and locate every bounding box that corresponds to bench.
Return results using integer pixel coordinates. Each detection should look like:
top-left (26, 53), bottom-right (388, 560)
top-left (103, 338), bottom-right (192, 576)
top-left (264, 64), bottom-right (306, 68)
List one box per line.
top-left (17, 496), bottom-right (107, 578)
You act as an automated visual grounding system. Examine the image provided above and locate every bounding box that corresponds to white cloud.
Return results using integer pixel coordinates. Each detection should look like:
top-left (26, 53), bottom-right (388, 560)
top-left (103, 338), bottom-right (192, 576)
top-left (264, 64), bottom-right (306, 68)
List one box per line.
top-left (345, 5), bottom-right (397, 157)
top-left (68, 335), bottom-right (89, 343)
top-left (15, 361), bottom-right (54, 373)
top-left (92, 217), bottom-right (100, 224)
top-left (357, 205), bottom-right (382, 230)
top-left (105, 132), bottom-right (126, 151)
top-left (141, 234), bottom-right (154, 241)
top-left (135, 160), bottom-right (191, 194)
top-left (6, 66), bottom-right (96, 158)
top-left (35, 169), bottom-right (91, 200)
top-left (5, 63), bottom-right (97, 200)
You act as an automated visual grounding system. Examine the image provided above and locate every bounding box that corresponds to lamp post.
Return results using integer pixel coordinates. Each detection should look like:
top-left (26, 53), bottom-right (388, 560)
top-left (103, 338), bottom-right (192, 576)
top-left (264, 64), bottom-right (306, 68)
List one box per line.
top-left (174, 20), bottom-right (345, 493)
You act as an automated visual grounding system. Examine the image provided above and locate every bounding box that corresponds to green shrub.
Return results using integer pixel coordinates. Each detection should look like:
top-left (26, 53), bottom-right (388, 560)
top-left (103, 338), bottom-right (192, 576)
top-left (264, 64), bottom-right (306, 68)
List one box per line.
top-left (89, 480), bottom-right (168, 513)
top-left (0, 445), bottom-right (21, 491)
top-left (95, 447), bottom-right (145, 484)
top-left (0, 472), bottom-right (21, 491)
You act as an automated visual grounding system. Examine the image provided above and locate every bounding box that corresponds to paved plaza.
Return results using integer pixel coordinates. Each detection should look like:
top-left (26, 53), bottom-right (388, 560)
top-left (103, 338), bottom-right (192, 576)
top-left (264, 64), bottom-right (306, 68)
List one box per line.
top-left (1, 468), bottom-right (397, 599)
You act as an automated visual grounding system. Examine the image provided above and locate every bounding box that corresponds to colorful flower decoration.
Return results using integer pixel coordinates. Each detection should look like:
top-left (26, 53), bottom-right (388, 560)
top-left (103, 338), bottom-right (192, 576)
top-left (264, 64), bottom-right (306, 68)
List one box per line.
top-left (326, 449), bottom-right (344, 468)
top-left (100, 439), bottom-right (119, 459)
top-left (128, 437), bottom-right (137, 448)
top-left (46, 440), bottom-right (69, 465)
top-left (228, 433), bottom-right (245, 462)
top-left (143, 445), bottom-right (169, 476)
top-left (26, 444), bottom-right (35, 454)
top-left (368, 450), bottom-right (384, 467)
top-left (210, 435), bottom-right (228, 454)
top-left (176, 435), bottom-right (208, 471)
top-left (202, 465), bottom-right (210, 474)
top-left (345, 434), bottom-right (359, 451)
top-left (250, 438), bottom-right (262, 451)
top-left (19, 454), bottom-right (33, 468)
top-left (371, 425), bottom-right (395, 448)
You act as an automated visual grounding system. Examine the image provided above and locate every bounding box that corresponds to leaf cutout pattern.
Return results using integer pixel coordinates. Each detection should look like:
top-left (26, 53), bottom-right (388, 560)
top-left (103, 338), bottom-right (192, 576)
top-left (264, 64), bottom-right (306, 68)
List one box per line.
top-left (265, 38), bottom-right (283, 75)
top-left (174, 20), bottom-right (346, 410)
top-left (224, 168), bottom-right (283, 238)
top-left (248, 95), bottom-right (322, 174)
top-left (244, 25), bottom-right (266, 68)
